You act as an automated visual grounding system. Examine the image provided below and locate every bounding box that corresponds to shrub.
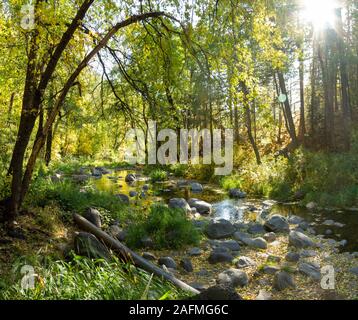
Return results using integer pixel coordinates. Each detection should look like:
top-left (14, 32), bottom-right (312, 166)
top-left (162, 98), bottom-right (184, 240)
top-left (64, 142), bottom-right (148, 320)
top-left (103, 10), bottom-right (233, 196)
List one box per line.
top-left (126, 204), bottom-right (200, 249)
top-left (149, 169), bottom-right (168, 182)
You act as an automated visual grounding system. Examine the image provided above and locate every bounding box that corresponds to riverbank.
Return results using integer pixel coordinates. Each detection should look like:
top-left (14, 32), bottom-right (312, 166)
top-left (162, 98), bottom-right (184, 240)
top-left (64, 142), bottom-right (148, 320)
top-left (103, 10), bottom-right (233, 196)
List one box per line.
top-left (0, 163), bottom-right (357, 300)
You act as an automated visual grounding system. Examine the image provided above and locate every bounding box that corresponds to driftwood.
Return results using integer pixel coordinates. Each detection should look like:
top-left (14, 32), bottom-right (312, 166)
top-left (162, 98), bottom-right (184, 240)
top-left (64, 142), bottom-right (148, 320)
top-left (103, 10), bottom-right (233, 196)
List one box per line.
top-left (73, 213), bottom-right (200, 295)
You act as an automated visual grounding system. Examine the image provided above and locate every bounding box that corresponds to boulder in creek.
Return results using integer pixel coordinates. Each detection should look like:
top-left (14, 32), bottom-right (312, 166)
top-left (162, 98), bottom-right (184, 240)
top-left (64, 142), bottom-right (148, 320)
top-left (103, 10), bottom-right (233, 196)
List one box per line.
top-left (190, 182), bottom-right (203, 193)
top-left (264, 214), bottom-right (290, 233)
top-left (285, 252), bottom-right (300, 262)
top-left (263, 232), bottom-right (277, 243)
top-left (115, 193), bottom-right (130, 204)
top-left (209, 239), bottom-right (241, 251)
top-left (273, 271), bottom-right (296, 291)
top-left (193, 285), bottom-right (243, 300)
top-left (180, 258), bottom-right (193, 272)
top-left (168, 198), bottom-right (191, 214)
top-left (228, 188), bottom-right (247, 199)
top-left (188, 198), bottom-right (212, 215)
top-left (206, 219), bottom-right (235, 239)
top-left (247, 223), bottom-right (265, 234)
top-left (83, 208), bottom-right (102, 228)
top-left (142, 252), bottom-right (157, 261)
top-left (187, 247), bottom-right (203, 256)
top-left (208, 251), bottom-right (234, 264)
top-left (298, 262), bottom-right (321, 281)
top-left (74, 232), bottom-right (111, 261)
top-left (217, 268), bottom-right (249, 288)
top-left (289, 231), bottom-right (315, 248)
top-left (236, 256), bottom-right (256, 269)
top-left (158, 257), bottom-right (177, 269)
top-left (125, 173), bottom-right (136, 183)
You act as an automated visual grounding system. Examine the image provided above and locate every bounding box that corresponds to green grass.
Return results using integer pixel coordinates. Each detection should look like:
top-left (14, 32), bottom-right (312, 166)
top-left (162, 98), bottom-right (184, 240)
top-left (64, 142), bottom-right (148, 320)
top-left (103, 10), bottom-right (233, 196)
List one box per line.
top-left (126, 204), bottom-right (200, 250)
top-left (26, 178), bottom-right (132, 223)
top-left (0, 255), bottom-right (188, 300)
top-left (149, 169), bottom-right (168, 182)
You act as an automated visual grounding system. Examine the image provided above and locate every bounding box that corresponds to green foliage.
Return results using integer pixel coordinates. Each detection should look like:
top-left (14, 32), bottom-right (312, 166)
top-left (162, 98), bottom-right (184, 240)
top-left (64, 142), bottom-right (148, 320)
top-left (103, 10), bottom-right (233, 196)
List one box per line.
top-left (126, 204), bottom-right (200, 250)
top-left (0, 255), bottom-right (187, 300)
top-left (149, 169), bottom-right (168, 183)
top-left (27, 178), bottom-right (131, 222)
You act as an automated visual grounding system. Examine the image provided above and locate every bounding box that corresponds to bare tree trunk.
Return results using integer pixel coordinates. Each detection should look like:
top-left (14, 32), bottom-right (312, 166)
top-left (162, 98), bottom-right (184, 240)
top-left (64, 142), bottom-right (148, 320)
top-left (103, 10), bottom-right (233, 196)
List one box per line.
top-left (277, 71), bottom-right (298, 147)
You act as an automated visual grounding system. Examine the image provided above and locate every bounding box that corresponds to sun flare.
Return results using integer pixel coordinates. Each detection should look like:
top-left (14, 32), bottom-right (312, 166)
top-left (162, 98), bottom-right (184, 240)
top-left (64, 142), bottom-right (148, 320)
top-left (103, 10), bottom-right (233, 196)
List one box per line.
top-left (301, 0), bottom-right (338, 30)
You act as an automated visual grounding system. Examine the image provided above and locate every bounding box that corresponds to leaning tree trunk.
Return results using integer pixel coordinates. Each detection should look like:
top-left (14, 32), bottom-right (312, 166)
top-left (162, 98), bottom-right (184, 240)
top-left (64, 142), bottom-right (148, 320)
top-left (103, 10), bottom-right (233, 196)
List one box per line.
top-left (277, 71), bottom-right (298, 147)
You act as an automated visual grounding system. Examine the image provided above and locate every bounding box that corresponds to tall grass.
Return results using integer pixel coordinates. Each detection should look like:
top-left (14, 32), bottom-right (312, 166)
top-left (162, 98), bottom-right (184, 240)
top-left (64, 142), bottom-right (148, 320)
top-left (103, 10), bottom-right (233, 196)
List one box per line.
top-left (126, 204), bottom-right (200, 249)
top-left (0, 255), bottom-right (187, 300)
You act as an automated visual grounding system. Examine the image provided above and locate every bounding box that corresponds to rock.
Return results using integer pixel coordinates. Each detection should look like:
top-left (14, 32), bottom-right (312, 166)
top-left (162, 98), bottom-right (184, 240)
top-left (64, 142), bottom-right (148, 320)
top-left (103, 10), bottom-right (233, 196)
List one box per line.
top-left (188, 247), bottom-right (203, 256)
top-left (288, 215), bottom-right (304, 225)
top-left (142, 252), bottom-right (157, 261)
top-left (298, 262), bottom-right (321, 281)
top-left (263, 265), bottom-right (280, 275)
top-left (349, 267), bottom-right (358, 276)
top-left (236, 256), bottom-right (256, 268)
top-left (234, 222), bottom-right (248, 231)
top-left (196, 269), bottom-right (210, 277)
top-left (298, 221), bottom-right (310, 231)
top-left (255, 290), bottom-right (272, 300)
top-left (247, 223), bottom-right (265, 234)
top-left (267, 255), bottom-right (281, 263)
top-left (338, 240), bottom-right (348, 247)
top-left (83, 208), bottom-right (102, 228)
top-left (285, 252), bottom-right (300, 262)
top-left (306, 202), bottom-right (317, 210)
top-left (142, 184), bottom-right (149, 191)
top-left (189, 282), bottom-right (208, 291)
top-left (194, 285), bottom-right (243, 300)
top-left (325, 229), bottom-right (333, 235)
top-left (180, 258), bottom-right (193, 272)
top-left (212, 246), bottom-right (231, 254)
top-left (233, 231), bottom-right (251, 243)
top-left (74, 232), bottom-right (111, 261)
top-left (92, 168), bottom-right (102, 177)
top-left (289, 231), bottom-right (315, 248)
top-left (228, 188), bottom-right (247, 199)
top-left (115, 193), bottom-right (130, 204)
top-left (95, 167), bottom-right (111, 175)
top-left (300, 250), bottom-right (317, 258)
top-left (125, 173), bottom-right (136, 183)
top-left (190, 182), bottom-right (203, 193)
top-left (72, 174), bottom-right (89, 183)
top-left (293, 190), bottom-right (305, 201)
top-left (141, 236), bottom-right (154, 248)
top-left (168, 198), bottom-right (191, 214)
top-left (206, 219), bottom-right (235, 239)
top-left (117, 230), bottom-right (127, 241)
top-left (192, 220), bottom-right (206, 229)
top-left (273, 271), bottom-right (296, 291)
top-left (264, 215), bottom-right (289, 233)
top-left (208, 251), bottom-right (234, 264)
top-left (209, 240), bottom-right (240, 251)
top-left (129, 191), bottom-right (137, 197)
top-left (188, 198), bottom-right (212, 215)
top-left (263, 232), bottom-right (277, 243)
top-left (158, 257), bottom-right (177, 269)
top-left (108, 224), bottom-right (122, 239)
top-left (191, 207), bottom-right (197, 214)
top-left (217, 268), bottom-right (249, 288)
top-left (246, 237), bottom-right (268, 249)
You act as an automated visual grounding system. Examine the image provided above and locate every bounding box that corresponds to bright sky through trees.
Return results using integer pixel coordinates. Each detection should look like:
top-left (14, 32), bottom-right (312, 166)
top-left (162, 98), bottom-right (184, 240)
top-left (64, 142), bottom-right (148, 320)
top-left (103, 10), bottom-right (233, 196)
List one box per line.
top-left (300, 0), bottom-right (338, 29)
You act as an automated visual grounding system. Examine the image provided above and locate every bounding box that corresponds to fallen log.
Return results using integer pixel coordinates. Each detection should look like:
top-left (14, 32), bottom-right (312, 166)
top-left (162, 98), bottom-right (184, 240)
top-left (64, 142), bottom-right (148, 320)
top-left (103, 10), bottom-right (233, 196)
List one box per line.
top-left (73, 213), bottom-right (200, 295)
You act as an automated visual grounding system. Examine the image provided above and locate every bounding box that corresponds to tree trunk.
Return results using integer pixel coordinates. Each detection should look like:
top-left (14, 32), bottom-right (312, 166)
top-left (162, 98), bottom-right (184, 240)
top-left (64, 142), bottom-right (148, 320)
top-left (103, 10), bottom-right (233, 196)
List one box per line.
top-left (277, 71), bottom-right (298, 147)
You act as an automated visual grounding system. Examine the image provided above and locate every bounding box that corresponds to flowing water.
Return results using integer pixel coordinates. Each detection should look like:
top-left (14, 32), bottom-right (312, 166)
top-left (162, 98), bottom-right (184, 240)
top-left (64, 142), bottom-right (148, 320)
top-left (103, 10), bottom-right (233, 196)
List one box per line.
top-left (91, 169), bottom-right (358, 253)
